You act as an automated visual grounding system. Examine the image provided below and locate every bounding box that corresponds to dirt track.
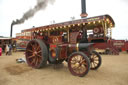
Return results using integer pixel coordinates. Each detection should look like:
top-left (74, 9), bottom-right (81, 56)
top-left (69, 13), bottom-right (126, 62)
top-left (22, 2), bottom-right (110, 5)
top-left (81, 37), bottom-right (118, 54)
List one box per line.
top-left (0, 52), bottom-right (128, 85)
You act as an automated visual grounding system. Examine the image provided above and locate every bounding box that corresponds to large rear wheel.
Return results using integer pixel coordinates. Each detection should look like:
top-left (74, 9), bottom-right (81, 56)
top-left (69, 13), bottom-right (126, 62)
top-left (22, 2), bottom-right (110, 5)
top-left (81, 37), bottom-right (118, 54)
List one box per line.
top-left (25, 39), bottom-right (48, 69)
top-left (68, 52), bottom-right (90, 77)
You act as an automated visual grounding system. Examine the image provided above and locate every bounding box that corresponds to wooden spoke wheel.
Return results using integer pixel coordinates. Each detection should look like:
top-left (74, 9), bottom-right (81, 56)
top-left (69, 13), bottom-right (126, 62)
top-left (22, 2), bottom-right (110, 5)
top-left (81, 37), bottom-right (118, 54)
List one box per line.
top-left (26, 39), bottom-right (48, 69)
top-left (68, 52), bottom-right (90, 77)
top-left (90, 51), bottom-right (102, 70)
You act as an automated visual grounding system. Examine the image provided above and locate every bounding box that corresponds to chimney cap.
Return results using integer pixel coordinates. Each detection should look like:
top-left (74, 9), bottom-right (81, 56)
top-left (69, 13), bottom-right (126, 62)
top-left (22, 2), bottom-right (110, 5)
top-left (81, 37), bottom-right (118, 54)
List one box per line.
top-left (80, 13), bottom-right (88, 18)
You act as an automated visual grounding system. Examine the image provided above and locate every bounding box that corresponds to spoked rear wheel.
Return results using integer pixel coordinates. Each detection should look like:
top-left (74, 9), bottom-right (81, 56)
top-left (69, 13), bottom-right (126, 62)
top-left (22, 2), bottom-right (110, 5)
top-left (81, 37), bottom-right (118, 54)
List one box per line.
top-left (26, 39), bottom-right (48, 69)
top-left (68, 52), bottom-right (90, 77)
top-left (90, 50), bottom-right (102, 70)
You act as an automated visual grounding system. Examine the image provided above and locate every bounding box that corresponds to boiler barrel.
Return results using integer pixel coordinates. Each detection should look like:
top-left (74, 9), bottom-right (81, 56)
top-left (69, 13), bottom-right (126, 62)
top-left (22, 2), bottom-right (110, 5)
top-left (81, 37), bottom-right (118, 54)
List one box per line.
top-left (68, 43), bottom-right (93, 49)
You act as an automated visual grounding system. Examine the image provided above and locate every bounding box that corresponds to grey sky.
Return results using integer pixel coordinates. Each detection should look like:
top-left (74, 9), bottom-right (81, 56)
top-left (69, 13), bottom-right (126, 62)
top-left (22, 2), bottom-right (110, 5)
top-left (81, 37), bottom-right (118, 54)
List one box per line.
top-left (0, 0), bottom-right (128, 39)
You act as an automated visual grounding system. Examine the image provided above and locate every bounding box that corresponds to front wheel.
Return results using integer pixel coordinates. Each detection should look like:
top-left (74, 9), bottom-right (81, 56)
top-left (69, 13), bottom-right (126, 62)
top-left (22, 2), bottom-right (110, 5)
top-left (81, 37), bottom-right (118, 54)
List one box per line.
top-left (68, 52), bottom-right (90, 77)
top-left (90, 50), bottom-right (102, 70)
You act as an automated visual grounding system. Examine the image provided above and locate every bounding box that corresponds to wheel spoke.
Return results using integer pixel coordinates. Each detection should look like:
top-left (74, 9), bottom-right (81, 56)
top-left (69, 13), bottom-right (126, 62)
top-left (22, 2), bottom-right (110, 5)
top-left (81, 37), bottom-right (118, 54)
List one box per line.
top-left (77, 69), bottom-right (81, 74)
top-left (75, 56), bottom-right (79, 61)
top-left (37, 54), bottom-right (42, 58)
top-left (30, 43), bottom-right (33, 47)
top-left (38, 57), bottom-right (42, 62)
top-left (94, 62), bottom-right (98, 67)
top-left (81, 65), bottom-right (86, 72)
top-left (80, 59), bottom-right (85, 64)
top-left (37, 50), bottom-right (41, 54)
top-left (30, 43), bottom-right (34, 50)
top-left (72, 57), bottom-right (76, 63)
top-left (92, 62), bottom-right (95, 68)
top-left (31, 58), bottom-right (36, 65)
top-left (35, 57), bottom-right (39, 66)
top-left (92, 54), bottom-right (96, 58)
top-left (27, 50), bottom-right (33, 53)
top-left (34, 43), bottom-right (38, 49)
top-left (94, 61), bottom-right (98, 64)
top-left (94, 58), bottom-right (99, 61)
top-left (91, 54), bottom-right (95, 58)
top-left (32, 45), bottom-right (35, 51)
top-left (36, 46), bottom-right (40, 51)
top-left (91, 62), bottom-right (93, 68)
top-left (94, 55), bottom-right (98, 58)
top-left (71, 61), bottom-right (76, 64)
top-left (28, 55), bottom-right (34, 59)
top-left (72, 66), bottom-right (79, 71)
top-left (91, 62), bottom-right (94, 68)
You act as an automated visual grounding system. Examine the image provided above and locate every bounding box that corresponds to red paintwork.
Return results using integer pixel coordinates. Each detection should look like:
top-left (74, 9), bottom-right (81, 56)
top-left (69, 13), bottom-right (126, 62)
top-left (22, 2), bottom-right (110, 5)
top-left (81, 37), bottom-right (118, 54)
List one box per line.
top-left (93, 43), bottom-right (109, 49)
top-left (69, 32), bottom-right (79, 43)
top-left (17, 14), bottom-right (117, 55)
top-left (59, 46), bottom-right (67, 59)
top-left (93, 40), bottom-right (119, 55)
top-left (49, 36), bottom-right (62, 44)
top-left (112, 40), bottom-right (125, 51)
top-left (125, 41), bottom-right (128, 52)
top-left (93, 40), bottom-right (128, 54)
top-left (50, 44), bottom-right (56, 48)
top-left (16, 36), bottom-right (31, 40)
top-left (112, 40), bottom-right (128, 52)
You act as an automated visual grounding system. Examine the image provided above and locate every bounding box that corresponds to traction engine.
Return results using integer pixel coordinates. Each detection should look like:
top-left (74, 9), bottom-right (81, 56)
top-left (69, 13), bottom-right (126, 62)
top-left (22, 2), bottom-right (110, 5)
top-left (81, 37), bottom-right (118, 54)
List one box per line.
top-left (23, 0), bottom-right (115, 77)
top-left (24, 14), bottom-right (115, 77)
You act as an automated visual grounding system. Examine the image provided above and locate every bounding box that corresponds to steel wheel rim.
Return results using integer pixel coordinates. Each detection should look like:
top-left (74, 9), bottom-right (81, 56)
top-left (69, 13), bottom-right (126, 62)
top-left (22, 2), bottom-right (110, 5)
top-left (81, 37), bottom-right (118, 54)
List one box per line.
top-left (69, 54), bottom-right (89, 76)
top-left (26, 40), bottom-right (42, 68)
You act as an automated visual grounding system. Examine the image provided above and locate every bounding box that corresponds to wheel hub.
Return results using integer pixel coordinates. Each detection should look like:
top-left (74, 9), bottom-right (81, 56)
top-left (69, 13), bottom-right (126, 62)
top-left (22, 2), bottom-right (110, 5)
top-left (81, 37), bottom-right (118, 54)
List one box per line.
top-left (90, 58), bottom-right (94, 62)
top-left (75, 63), bottom-right (80, 67)
top-left (33, 51), bottom-right (37, 56)
top-left (34, 51), bottom-right (37, 55)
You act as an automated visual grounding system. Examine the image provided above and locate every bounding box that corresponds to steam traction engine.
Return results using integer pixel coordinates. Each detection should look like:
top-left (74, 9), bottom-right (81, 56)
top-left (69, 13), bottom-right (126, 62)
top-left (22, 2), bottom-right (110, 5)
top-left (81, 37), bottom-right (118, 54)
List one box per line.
top-left (24, 15), bottom-right (114, 77)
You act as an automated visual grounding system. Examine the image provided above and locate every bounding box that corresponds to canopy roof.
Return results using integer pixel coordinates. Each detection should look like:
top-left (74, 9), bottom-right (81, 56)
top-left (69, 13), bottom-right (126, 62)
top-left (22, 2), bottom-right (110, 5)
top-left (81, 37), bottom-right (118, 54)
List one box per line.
top-left (23, 14), bottom-right (115, 32)
top-left (0, 37), bottom-right (11, 40)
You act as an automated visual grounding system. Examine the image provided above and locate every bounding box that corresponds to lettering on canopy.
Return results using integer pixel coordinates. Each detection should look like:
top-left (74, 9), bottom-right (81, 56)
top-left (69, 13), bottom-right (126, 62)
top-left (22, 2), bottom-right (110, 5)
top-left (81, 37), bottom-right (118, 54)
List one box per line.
top-left (87, 17), bottom-right (100, 22)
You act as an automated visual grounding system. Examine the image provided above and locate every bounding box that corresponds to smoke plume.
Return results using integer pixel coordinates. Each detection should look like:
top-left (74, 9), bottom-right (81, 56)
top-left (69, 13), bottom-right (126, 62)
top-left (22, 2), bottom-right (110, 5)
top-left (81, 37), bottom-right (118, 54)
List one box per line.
top-left (12, 0), bottom-right (55, 25)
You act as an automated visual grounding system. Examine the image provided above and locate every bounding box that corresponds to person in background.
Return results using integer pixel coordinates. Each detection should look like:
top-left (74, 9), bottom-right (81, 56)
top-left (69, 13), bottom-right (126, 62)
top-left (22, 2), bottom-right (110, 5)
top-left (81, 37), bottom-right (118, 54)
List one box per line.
top-left (2, 44), bottom-right (6, 53)
top-left (12, 40), bottom-right (17, 52)
top-left (8, 44), bottom-right (12, 55)
top-left (5, 44), bottom-right (9, 55)
top-left (12, 44), bottom-right (16, 52)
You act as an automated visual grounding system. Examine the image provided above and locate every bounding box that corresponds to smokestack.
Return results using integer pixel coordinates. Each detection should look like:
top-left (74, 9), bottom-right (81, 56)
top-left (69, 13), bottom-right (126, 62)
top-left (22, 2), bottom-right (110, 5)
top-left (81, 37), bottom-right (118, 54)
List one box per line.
top-left (10, 21), bottom-right (14, 37)
top-left (10, 0), bottom-right (55, 37)
top-left (80, 0), bottom-right (88, 18)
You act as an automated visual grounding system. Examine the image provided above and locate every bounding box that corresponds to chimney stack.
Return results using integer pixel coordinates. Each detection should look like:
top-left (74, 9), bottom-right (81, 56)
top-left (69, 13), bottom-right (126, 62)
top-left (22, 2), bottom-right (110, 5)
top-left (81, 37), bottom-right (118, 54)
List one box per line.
top-left (80, 0), bottom-right (88, 18)
top-left (10, 21), bottom-right (14, 38)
